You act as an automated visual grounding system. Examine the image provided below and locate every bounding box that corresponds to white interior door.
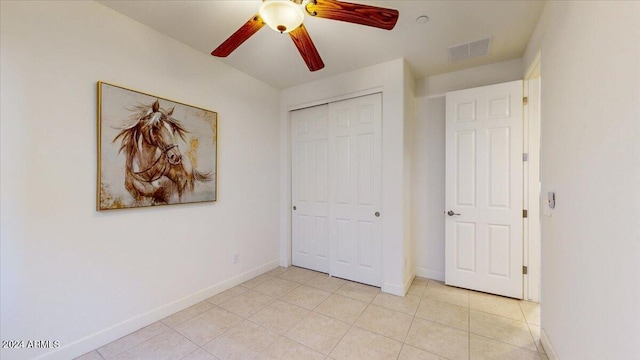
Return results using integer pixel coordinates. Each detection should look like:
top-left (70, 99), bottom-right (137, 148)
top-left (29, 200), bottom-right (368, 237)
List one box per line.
top-left (291, 93), bottom-right (382, 286)
top-left (445, 80), bottom-right (524, 299)
top-left (328, 94), bottom-right (382, 286)
top-left (291, 104), bottom-right (330, 273)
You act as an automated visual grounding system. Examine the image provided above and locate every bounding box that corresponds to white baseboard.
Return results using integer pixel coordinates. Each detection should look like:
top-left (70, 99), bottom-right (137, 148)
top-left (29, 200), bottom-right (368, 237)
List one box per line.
top-left (405, 269), bottom-right (416, 295)
top-left (381, 281), bottom-right (404, 296)
top-left (37, 259), bottom-right (281, 360)
top-left (541, 328), bottom-right (560, 360)
top-left (415, 267), bottom-right (445, 282)
top-left (382, 271), bottom-right (415, 297)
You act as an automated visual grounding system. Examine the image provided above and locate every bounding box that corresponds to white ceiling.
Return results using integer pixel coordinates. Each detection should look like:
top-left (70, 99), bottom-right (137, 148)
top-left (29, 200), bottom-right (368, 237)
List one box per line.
top-left (98, 0), bottom-right (545, 89)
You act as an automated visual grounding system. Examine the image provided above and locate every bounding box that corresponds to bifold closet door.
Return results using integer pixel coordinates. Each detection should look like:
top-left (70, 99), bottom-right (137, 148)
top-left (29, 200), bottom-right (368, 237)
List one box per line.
top-left (291, 104), bottom-right (330, 273)
top-left (327, 94), bottom-right (382, 286)
top-left (291, 93), bottom-right (382, 286)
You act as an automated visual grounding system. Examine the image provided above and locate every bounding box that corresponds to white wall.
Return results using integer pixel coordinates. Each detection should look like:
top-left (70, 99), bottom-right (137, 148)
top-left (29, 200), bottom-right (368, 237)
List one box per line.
top-left (279, 58), bottom-right (413, 295)
top-left (523, 2), bottom-right (640, 359)
top-left (415, 58), bottom-right (524, 98)
top-left (403, 62), bottom-right (416, 286)
top-left (412, 59), bottom-right (524, 280)
top-left (412, 95), bottom-right (446, 281)
top-left (0, 2), bottom-right (281, 360)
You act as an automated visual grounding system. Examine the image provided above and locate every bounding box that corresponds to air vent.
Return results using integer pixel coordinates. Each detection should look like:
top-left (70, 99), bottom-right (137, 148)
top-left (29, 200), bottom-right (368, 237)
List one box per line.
top-left (448, 37), bottom-right (491, 62)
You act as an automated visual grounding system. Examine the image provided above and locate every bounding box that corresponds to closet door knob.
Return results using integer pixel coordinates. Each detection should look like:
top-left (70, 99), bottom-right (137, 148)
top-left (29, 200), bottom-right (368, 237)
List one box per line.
top-left (375, 212), bottom-right (380, 217)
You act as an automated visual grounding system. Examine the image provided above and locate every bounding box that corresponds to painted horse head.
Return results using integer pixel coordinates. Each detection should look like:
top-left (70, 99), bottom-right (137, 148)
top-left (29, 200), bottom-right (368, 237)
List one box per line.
top-left (114, 100), bottom-right (188, 174)
top-left (138, 100), bottom-right (184, 166)
top-left (113, 99), bottom-right (195, 204)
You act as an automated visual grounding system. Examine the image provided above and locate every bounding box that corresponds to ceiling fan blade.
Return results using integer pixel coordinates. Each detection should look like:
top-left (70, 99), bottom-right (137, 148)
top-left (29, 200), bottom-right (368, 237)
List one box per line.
top-left (289, 24), bottom-right (325, 72)
top-left (305, 0), bottom-right (399, 30)
top-left (211, 14), bottom-right (265, 57)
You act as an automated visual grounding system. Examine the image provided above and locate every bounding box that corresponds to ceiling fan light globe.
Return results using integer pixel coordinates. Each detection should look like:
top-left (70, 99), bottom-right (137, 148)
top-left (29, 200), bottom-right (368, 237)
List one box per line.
top-left (259, 0), bottom-right (304, 33)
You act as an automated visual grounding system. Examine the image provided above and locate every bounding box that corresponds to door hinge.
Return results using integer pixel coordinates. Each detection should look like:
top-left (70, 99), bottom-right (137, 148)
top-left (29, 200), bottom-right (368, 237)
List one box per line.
top-left (523, 97), bottom-right (529, 105)
top-left (523, 153), bottom-right (528, 162)
top-left (523, 209), bottom-right (528, 218)
top-left (523, 266), bottom-right (528, 275)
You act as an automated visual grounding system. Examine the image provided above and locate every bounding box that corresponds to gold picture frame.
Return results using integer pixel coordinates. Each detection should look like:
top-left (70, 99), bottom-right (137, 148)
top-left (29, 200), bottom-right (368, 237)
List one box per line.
top-left (97, 82), bottom-right (217, 210)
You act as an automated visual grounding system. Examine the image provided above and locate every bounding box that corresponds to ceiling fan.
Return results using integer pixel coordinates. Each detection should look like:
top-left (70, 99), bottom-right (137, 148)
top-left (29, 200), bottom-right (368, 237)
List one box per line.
top-left (211, 0), bottom-right (399, 72)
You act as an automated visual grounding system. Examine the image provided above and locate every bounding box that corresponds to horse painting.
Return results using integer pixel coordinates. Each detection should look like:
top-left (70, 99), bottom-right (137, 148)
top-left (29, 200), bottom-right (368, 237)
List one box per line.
top-left (112, 99), bottom-right (212, 206)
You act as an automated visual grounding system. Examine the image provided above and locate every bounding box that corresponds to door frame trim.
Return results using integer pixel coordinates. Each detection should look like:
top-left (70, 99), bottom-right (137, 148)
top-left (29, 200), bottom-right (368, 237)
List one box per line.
top-left (523, 52), bottom-right (542, 302)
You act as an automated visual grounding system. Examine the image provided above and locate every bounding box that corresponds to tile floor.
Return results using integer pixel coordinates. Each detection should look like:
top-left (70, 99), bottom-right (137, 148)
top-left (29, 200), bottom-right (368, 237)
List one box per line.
top-left (76, 266), bottom-right (546, 360)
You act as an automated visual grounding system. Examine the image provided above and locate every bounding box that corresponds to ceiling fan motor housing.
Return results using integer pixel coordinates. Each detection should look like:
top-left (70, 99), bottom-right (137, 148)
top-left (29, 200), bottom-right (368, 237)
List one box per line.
top-left (259, 0), bottom-right (305, 34)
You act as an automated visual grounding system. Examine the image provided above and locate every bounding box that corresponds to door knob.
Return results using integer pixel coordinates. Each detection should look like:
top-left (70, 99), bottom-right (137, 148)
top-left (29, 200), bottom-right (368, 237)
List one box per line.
top-left (375, 212), bottom-right (380, 217)
top-left (447, 210), bottom-right (461, 216)
top-left (293, 206), bottom-right (297, 211)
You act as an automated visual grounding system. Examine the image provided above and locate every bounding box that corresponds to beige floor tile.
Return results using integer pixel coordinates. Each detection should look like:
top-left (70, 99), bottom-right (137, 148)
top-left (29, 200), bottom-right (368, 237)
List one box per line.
top-left (305, 273), bottom-right (346, 292)
top-left (425, 280), bottom-right (450, 289)
top-left (315, 293), bottom-right (368, 324)
top-left (203, 320), bottom-right (279, 360)
top-left (405, 318), bottom-right (469, 360)
top-left (264, 266), bottom-right (289, 277)
top-left (181, 349), bottom-right (220, 360)
top-left (98, 322), bottom-right (169, 359)
top-left (470, 334), bottom-right (541, 360)
top-left (329, 326), bottom-right (402, 360)
top-left (423, 282), bottom-right (469, 308)
top-left (74, 351), bottom-right (105, 360)
top-left (84, 273), bottom-right (552, 360)
top-left (162, 301), bottom-right (215, 328)
top-left (416, 297), bottom-right (469, 331)
top-left (470, 310), bottom-right (537, 352)
top-left (206, 287), bottom-right (248, 305)
top-left (284, 312), bottom-right (350, 355)
top-left (241, 274), bottom-right (275, 289)
top-left (407, 282), bottom-right (427, 297)
top-left (398, 344), bottom-right (447, 360)
top-left (256, 337), bottom-right (325, 360)
top-left (249, 300), bottom-right (309, 335)
top-left (175, 307), bottom-right (242, 346)
top-left (371, 292), bottom-right (421, 315)
top-left (252, 278), bottom-right (300, 299)
top-left (354, 304), bottom-right (413, 342)
top-left (280, 285), bottom-right (331, 310)
top-left (407, 278), bottom-right (429, 297)
top-left (413, 277), bottom-right (430, 286)
top-left (218, 290), bottom-right (276, 318)
top-left (520, 301), bottom-right (541, 325)
top-left (111, 329), bottom-right (197, 360)
top-left (277, 267), bottom-right (318, 284)
top-left (528, 324), bottom-right (546, 354)
top-left (335, 281), bottom-right (380, 302)
top-left (469, 292), bottom-right (525, 321)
